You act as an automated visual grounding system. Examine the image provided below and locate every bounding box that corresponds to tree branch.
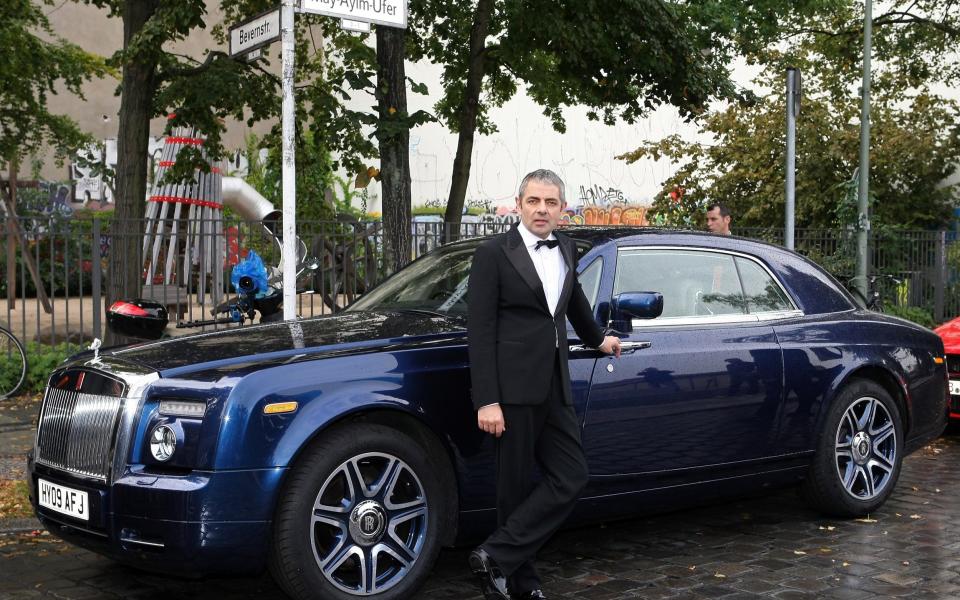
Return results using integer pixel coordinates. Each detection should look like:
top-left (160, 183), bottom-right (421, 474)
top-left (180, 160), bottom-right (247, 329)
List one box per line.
top-left (158, 50), bottom-right (280, 87)
top-left (873, 11), bottom-right (960, 36)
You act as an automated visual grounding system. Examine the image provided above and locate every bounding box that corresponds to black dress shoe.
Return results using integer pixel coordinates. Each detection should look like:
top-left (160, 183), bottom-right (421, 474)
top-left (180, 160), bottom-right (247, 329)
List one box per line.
top-left (468, 547), bottom-right (511, 600)
top-left (513, 591), bottom-right (547, 600)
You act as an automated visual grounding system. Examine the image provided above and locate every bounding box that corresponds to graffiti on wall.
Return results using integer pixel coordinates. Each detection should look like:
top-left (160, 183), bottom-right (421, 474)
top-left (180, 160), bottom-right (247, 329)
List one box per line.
top-left (576, 184), bottom-right (625, 206)
top-left (454, 203), bottom-right (650, 227)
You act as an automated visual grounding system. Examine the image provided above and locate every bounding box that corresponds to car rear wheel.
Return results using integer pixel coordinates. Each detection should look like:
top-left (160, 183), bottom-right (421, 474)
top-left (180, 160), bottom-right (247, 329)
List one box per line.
top-left (270, 423), bottom-right (451, 600)
top-left (801, 378), bottom-right (904, 517)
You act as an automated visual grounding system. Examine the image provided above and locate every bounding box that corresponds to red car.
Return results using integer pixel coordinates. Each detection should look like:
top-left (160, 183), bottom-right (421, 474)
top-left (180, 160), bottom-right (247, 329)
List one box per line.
top-left (936, 317), bottom-right (960, 418)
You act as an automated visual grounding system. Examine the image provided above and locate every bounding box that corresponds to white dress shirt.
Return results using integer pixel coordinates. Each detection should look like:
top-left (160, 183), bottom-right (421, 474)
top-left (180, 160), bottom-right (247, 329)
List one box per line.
top-left (517, 221), bottom-right (567, 316)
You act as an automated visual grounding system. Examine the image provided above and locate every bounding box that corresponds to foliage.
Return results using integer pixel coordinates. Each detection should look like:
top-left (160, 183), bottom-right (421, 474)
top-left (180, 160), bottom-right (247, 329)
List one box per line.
top-left (24, 342), bottom-right (83, 393)
top-left (0, 480), bottom-right (31, 519)
top-left (885, 304), bottom-right (937, 329)
top-left (0, 0), bottom-right (108, 164)
top-left (411, 205), bottom-right (483, 217)
top-left (647, 185), bottom-right (707, 228)
top-left (621, 0), bottom-right (960, 231)
top-left (241, 132), bottom-right (337, 224)
top-left (409, 0), bottom-right (752, 136)
top-left (0, 208), bottom-right (113, 298)
top-left (0, 341), bottom-right (80, 396)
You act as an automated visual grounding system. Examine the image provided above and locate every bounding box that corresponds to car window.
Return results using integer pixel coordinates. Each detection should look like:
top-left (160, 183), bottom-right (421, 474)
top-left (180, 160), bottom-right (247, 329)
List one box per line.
top-left (578, 258), bottom-right (603, 311)
top-left (348, 245), bottom-right (475, 315)
top-left (614, 249), bottom-right (745, 318)
top-left (734, 257), bottom-right (794, 313)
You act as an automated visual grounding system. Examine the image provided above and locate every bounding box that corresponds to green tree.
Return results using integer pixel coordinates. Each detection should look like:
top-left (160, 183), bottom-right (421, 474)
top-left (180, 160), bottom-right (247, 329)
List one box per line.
top-left (0, 0), bottom-right (106, 165)
top-left (621, 0), bottom-right (960, 230)
top-left (80, 1), bottom-right (380, 340)
top-left (406, 0), bottom-right (841, 232)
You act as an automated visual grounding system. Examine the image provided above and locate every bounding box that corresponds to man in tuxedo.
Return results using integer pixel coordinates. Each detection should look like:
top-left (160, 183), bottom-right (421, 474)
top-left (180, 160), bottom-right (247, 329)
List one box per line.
top-left (467, 169), bottom-right (621, 600)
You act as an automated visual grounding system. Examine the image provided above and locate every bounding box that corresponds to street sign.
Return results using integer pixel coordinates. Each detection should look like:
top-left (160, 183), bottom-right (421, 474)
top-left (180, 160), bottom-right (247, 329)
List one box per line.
top-left (229, 8), bottom-right (281, 57)
top-left (341, 18), bottom-right (372, 33)
top-left (300, 0), bottom-right (407, 28)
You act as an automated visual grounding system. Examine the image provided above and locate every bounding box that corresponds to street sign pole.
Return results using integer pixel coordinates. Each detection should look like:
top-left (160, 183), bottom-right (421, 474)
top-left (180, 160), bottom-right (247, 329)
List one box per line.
top-left (281, 0), bottom-right (297, 321)
top-left (785, 67), bottom-right (800, 251)
top-left (856, 0), bottom-right (873, 299)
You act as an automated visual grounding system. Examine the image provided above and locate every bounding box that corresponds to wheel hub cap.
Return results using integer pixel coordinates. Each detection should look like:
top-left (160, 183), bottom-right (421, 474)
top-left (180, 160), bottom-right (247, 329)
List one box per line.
top-left (834, 396), bottom-right (898, 501)
top-left (349, 500), bottom-right (386, 545)
top-left (851, 432), bottom-right (872, 464)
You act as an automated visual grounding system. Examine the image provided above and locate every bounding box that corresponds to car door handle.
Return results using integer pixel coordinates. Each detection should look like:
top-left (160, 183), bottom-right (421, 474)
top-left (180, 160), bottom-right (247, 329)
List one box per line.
top-left (568, 341), bottom-right (652, 353)
top-left (620, 341), bottom-right (652, 353)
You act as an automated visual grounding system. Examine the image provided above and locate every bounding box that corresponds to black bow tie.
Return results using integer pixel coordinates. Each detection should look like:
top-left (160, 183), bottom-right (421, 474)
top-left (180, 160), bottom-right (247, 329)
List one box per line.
top-left (534, 239), bottom-right (559, 251)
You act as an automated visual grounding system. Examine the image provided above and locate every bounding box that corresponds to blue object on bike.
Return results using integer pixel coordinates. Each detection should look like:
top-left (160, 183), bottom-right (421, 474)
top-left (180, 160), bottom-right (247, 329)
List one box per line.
top-left (231, 250), bottom-right (271, 298)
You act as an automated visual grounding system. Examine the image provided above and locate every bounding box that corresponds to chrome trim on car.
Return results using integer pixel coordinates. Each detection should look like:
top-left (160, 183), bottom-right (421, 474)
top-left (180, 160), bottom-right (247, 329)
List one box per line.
top-left (35, 386), bottom-right (124, 481)
top-left (629, 309), bottom-right (804, 328)
top-left (34, 358), bottom-right (158, 484)
top-left (120, 534), bottom-right (166, 549)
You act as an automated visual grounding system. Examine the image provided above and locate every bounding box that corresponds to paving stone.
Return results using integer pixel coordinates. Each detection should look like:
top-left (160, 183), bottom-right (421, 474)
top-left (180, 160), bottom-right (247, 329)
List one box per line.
top-left (4, 434), bottom-right (960, 598)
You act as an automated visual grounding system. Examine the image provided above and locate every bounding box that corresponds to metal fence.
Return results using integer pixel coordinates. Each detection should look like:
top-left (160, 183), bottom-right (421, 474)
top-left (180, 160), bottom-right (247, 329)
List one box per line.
top-left (1, 216), bottom-right (957, 347)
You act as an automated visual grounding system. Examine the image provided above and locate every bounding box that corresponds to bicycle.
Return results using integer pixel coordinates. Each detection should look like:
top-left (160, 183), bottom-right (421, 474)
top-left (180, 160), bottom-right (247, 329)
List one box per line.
top-left (845, 274), bottom-right (902, 312)
top-left (0, 326), bottom-right (28, 399)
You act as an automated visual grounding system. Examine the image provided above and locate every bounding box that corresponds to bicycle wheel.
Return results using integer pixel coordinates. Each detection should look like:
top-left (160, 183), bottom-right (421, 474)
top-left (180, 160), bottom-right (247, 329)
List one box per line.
top-left (0, 328), bottom-right (28, 400)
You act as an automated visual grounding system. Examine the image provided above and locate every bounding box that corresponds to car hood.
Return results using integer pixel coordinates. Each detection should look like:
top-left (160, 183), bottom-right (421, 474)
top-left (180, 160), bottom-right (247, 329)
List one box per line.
top-left (935, 317), bottom-right (960, 354)
top-left (103, 310), bottom-right (466, 374)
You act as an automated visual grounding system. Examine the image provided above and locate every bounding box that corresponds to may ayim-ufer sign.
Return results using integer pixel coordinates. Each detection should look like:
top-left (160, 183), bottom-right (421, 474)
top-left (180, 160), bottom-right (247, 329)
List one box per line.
top-left (300, 0), bottom-right (407, 28)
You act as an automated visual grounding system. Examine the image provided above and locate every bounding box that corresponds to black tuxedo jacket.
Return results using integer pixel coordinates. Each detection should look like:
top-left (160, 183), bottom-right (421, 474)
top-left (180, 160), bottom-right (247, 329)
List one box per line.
top-left (467, 224), bottom-right (605, 411)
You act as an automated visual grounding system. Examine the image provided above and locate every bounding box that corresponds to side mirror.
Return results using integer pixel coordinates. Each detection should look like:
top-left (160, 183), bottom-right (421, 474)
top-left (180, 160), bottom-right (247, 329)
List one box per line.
top-left (107, 299), bottom-right (169, 340)
top-left (610, 292), bottom-right (663, 331)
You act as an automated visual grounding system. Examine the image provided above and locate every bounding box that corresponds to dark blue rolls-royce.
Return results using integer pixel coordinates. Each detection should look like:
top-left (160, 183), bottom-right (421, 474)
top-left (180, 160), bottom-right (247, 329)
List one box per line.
top-left (28, 228), bottom-right (949, 600)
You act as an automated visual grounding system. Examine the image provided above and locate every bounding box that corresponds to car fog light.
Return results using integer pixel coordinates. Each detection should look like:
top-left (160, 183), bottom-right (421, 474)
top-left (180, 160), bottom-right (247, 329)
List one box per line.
top-left (150, 425), bottom-right (177, 462)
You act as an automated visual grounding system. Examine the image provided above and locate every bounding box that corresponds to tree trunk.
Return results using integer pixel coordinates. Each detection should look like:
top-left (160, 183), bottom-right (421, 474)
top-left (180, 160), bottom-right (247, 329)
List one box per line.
top-left (376, 26), bottom-right (411, 274)
top-left (105, 0), bottom-right (159, 345)
top-left (442, 0), bottom-right (495, 240)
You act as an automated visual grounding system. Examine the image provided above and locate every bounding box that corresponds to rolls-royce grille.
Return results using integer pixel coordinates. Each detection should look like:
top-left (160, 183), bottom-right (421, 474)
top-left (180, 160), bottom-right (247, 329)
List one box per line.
top-left (36, 385), bottom-right (124, 481)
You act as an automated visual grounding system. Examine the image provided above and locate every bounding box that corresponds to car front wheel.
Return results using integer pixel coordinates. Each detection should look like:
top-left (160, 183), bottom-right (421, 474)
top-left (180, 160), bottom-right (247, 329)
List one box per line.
top-left (270, 423), bottom-right (451, 600)
top-left (801, 378), bottom-right (904, 517)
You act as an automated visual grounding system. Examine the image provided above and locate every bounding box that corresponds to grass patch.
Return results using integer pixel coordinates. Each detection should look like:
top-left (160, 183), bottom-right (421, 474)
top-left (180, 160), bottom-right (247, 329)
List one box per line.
top-left (0, 480), bottom-right (32, 519)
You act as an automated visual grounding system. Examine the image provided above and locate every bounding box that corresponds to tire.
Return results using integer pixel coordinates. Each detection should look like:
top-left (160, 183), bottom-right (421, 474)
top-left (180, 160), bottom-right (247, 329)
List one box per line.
top-left (801, 378), bottom-right (904, 517)
top-left (269, 423), bottom-right (452, 600)
top-left (0, 328), bottom-right (28, 400)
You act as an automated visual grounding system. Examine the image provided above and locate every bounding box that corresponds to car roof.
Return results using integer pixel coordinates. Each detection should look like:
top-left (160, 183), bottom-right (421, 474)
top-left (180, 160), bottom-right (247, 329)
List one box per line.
top-left (443, 225), bottom-right (856, 315)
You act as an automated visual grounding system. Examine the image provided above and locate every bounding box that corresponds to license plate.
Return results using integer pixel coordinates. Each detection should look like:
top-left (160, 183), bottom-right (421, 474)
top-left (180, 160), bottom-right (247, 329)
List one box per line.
top-left (38, 479), bottom-right (89, 521)
top-left (951, 379), bottom-right (960, 397)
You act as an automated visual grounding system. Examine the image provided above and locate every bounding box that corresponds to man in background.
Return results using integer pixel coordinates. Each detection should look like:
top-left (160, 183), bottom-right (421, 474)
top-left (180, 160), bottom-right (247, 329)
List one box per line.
top-left (706, 202), bottom-right (732, 235)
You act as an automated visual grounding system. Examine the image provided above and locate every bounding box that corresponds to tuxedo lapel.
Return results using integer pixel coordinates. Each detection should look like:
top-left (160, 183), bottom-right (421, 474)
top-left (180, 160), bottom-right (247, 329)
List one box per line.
top-left (556, 234), bottom-right (575, 313)
top-left (502, 225), bottom-right (549, 313)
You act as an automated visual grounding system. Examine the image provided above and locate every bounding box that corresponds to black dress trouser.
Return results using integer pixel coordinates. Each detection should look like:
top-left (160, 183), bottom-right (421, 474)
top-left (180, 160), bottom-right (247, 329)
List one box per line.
top-left (481, 354), bottom-right (590, 594)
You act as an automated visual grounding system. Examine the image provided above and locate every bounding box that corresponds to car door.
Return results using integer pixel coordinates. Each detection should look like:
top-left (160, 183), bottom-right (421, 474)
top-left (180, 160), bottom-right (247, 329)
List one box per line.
top-left (579, 246), bottom-right (788, 479)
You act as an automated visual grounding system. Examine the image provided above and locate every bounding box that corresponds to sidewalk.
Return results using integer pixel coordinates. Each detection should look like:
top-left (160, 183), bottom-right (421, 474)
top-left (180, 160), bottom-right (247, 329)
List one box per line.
top-left (0, 393), bottom-right (41, 533)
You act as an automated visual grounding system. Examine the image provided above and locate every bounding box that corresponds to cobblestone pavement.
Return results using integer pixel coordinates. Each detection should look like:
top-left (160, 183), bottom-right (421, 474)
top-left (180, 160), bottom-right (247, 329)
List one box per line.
top-left (2, 401), bottom-right (959, 599)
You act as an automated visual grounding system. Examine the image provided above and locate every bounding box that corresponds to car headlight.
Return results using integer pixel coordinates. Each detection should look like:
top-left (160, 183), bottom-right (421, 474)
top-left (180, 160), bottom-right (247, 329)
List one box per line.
top-left (158, 399), bottom-right (206, 418)
top-left (149, 425), bottom-right (177, 462)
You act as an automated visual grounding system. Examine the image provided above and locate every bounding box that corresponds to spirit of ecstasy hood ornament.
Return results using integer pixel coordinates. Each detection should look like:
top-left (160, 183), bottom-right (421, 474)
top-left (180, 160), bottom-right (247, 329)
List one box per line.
top-left (88, 338), bottom-right (102, 362)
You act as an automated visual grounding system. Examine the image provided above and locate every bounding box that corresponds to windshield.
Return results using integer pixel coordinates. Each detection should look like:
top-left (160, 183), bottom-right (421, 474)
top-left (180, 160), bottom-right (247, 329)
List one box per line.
top-left (347, 243), bottom-right (477, 316)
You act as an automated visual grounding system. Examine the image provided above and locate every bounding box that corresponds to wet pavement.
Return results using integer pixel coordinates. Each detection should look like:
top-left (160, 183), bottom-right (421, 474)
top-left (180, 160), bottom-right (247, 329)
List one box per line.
top-left (2, 393), bottom-right (959, 599)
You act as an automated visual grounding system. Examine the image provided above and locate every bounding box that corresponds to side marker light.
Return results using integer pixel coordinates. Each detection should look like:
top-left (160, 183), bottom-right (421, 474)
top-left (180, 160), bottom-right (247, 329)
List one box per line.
top-left (264, 402), bottom-right (298, 415)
